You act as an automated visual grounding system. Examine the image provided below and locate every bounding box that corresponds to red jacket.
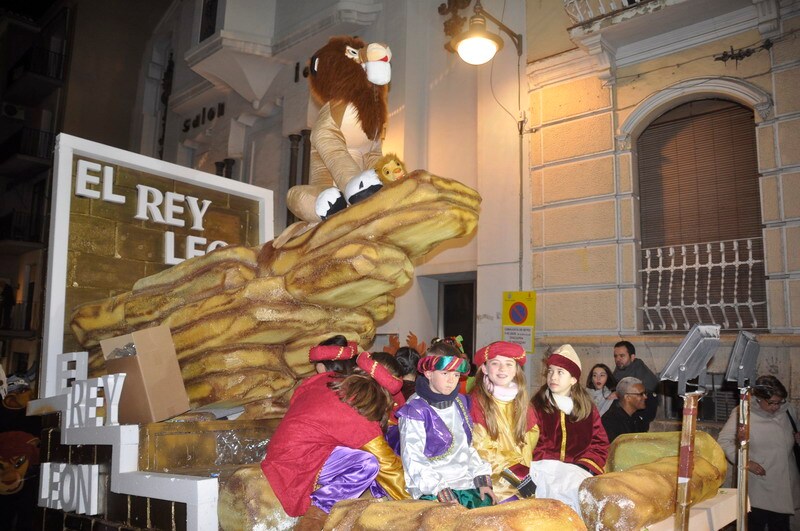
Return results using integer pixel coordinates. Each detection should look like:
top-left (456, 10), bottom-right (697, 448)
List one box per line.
top-left (261, 373), bottom-right (383, 516)
top-left (532, 404), bottom-right (608, 475)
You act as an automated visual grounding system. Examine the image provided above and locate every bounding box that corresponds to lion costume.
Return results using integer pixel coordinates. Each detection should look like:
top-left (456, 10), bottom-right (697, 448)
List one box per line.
top-left (279, 36), bottom-right (394, 246)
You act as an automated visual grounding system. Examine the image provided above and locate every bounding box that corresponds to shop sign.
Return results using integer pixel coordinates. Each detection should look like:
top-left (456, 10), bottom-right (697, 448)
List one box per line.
top-left (182, 102), bottom-right (225, 132)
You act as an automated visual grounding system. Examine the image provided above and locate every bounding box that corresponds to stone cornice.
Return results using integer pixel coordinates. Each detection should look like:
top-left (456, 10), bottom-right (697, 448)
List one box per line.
top-left (526, 48), bottom-right (596, 90)
top-left (533, 2), bottom-right (765, 90)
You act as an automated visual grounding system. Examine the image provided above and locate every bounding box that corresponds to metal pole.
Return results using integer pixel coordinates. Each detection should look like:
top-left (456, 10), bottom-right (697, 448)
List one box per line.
top-left (675, 390), bottom-right (704, 530)
top-left (736, 387), bottom-right (751, 531)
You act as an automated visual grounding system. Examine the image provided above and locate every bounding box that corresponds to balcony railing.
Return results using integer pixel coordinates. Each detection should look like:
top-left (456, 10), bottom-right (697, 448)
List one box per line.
top-left (1, 128), bottom-right (55, 161)
top-left (563, 0), bottom-right (644, 25)
top-left (640, 237), bottom-right (767, 332)
top-left (8, 46), bottom-right (66, 84)
top-left (0, 210), bottom-right (33, 241)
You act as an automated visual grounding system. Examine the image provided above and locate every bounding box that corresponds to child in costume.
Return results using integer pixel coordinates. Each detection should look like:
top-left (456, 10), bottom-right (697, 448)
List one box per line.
top-left (397, 340), bottom-right (497, 508)
top-left (527, 345), bottom-right (609, 514)
top-left (261, 357), bottom-right (408, 528)
top-left (431, 335), bottom-right (476, 394)
top-left (469, 341), bottom-right (539, 501)
top-left (530, 344), bottom-right (608, 475)
top-left (309, 335), bottom-right (358, 375)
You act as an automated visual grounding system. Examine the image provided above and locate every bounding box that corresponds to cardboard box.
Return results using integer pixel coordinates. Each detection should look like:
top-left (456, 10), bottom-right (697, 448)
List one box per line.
top-left (100, 325), bottom-right (190, 424)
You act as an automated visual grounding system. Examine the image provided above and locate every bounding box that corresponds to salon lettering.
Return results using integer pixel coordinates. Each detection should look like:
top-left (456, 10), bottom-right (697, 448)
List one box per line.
top-left (182, 102), bottom-right (225, 132)
top-left (74, 159), bottom-right (227, 265)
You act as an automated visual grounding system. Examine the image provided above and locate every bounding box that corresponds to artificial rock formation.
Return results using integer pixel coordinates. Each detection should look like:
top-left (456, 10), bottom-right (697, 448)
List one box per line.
top-left (217, 462), bottom-right (587, 531)
top-left (325, 498), bottom-right (587, 531)
top-left (579, 431), bottom-right (727, 530)
top-left (70, 171), bottom-right (480, 418)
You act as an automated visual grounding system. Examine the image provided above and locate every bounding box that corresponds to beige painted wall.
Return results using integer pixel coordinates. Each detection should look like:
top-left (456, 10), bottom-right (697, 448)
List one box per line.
top-left (525, 5), bottom-right (800, 405)
top-left (526, 0), bottom-right (577, 61)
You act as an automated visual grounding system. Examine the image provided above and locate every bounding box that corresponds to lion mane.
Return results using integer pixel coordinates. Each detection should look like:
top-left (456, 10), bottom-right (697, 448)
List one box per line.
top-left (308, 36), bottom-right (388, 140)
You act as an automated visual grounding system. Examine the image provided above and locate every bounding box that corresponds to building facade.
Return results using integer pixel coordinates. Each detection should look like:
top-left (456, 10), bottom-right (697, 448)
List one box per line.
top-left (133, 0), bottom-right (528, 359)
top-left (526, 0), bottom-right (800, 406)
top-left (138, 0), bottom-right (800, 406)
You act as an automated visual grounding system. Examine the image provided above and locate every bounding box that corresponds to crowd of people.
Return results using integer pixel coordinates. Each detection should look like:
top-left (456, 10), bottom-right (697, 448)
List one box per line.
top-left (260, 335), bottom-right (799, 530)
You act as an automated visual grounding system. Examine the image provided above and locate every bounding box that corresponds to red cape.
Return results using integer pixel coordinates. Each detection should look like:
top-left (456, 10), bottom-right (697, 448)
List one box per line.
top-left (261, 373), bottom-right (382, 516)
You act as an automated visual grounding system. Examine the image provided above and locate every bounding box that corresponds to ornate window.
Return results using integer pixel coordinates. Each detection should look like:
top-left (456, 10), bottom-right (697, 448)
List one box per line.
top-left (637, 99), bottom-right (767, 331)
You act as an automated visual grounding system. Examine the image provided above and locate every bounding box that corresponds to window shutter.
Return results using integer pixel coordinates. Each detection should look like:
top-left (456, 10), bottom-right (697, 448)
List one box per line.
top-left (637, 100), bottom-right (767, 331)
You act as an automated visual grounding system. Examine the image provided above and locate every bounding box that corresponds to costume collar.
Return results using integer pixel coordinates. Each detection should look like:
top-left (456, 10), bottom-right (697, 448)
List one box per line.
top-left (415, 375), bottom-right (459, 409)
top-left (552, 391), bottom-right (574, 415)
top-left (485, 375), bottom-right (519, 402)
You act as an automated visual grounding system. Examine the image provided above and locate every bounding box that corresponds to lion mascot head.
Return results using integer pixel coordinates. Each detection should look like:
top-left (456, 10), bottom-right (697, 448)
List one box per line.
top-left (279, 35), bottom-right (401, 241)
top-left (307, 36), bottom-right (391, 141)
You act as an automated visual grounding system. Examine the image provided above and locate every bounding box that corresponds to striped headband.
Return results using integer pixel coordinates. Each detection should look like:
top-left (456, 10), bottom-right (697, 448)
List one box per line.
top-left (417, 354), bottom-right (470, 374)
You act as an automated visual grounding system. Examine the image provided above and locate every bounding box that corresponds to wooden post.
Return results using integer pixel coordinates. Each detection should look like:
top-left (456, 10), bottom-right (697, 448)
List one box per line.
top-left (675, 391), bottom-right (704, 529)
top-left (736, 387), bottom-right (751, 531)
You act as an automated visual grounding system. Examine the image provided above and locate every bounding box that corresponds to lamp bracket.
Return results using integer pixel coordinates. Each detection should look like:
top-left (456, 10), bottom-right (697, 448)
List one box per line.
top-left (473, 2), bottom-right (522, 58)
top-left (439, 0), bottom-right (472, 40)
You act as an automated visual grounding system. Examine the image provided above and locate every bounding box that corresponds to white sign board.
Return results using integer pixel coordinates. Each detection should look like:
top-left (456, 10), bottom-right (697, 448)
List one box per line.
top-left (502, 325), bottom-right (533, 353)
top-left (41, 134), bottom-right (273, 399)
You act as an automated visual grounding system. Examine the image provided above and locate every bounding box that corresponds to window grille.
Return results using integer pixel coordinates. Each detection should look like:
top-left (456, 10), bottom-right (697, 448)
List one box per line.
top-left (640, 238), bottom-right (766, 331)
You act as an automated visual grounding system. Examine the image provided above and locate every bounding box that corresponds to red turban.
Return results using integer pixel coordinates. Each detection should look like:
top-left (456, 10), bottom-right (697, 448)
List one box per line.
top-left (473, 341), bottom-right (526, 367)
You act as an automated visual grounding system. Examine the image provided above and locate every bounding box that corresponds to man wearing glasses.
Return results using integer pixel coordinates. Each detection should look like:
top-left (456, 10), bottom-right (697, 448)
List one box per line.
top-left (612, 340), bottom-right (659, 429)
top-left (601, 377), bottom-right (649, 443)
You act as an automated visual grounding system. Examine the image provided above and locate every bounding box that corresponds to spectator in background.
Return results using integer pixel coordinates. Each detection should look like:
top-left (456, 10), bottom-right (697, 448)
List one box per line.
top-left (586, 363), bottom-right (617, 416)
top-left (612, 341), bottom-right (659, 429)
top-left (718, 375), bottom-right (800, 531)
top-left (601, 377), bottom-right (648, 443)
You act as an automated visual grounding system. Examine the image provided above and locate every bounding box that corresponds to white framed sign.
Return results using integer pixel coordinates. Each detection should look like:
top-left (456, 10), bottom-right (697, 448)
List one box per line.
top-left (40, 134), bottom-right (273, 398)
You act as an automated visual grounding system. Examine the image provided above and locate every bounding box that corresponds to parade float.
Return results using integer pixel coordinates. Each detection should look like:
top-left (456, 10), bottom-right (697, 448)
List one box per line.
top-left (26, 36), bottom-right (740, 531)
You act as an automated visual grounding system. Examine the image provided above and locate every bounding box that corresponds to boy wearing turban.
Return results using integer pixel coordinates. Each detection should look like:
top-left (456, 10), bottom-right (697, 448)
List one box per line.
top-left (396, 340), bottom-right (496, 508)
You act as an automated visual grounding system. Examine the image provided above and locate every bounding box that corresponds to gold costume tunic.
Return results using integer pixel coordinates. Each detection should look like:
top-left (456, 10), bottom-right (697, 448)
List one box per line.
top-left (471, 396), bottom-right (539, 500)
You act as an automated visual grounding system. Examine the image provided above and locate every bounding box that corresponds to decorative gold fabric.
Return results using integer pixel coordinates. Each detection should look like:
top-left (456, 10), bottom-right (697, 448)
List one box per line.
top-left (361, 435), bottom-right (410, 501)
top-left (472, 397), bottom-right (539, 500)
